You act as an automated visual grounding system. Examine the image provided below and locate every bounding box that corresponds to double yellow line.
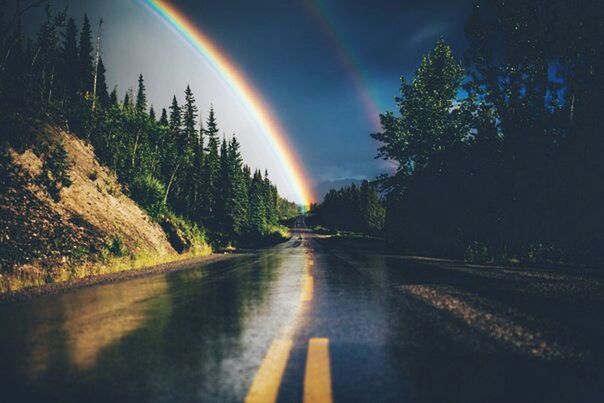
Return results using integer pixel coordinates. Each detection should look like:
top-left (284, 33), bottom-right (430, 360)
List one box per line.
top-left (245, 256), bottom-right (333, 403)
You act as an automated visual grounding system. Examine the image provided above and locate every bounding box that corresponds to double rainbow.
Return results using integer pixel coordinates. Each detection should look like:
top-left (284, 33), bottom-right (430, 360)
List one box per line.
top-left (141, 0), bottom-right (313, 206)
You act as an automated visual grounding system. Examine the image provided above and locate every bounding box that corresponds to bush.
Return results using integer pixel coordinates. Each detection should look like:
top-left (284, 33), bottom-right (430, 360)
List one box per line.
top-left (38, 138), bottom-right (73, 201)
top-left (130, 174), bottom-right (167, 218)
top-left (161, 213), bottom-right (207, 253)
top-left (107, 235), bottom-right (127, 257)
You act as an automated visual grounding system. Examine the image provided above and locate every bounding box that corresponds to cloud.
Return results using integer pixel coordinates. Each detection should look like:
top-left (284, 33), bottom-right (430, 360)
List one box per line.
top-left (406, 21), bottom-right (449, 49)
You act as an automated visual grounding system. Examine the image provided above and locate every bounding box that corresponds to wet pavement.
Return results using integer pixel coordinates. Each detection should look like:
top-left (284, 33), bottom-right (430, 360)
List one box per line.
top-left (1, 229), bottom-right (603, 402)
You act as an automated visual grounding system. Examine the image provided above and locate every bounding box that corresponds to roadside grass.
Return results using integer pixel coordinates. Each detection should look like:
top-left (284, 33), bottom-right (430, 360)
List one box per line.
top-left (0, 244), bottom-right (212, 294)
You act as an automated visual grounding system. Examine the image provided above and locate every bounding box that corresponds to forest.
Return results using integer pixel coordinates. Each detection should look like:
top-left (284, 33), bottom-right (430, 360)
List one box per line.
top-left (0, 6), bottom-right (300, 248)
top-left (370, 0), bottom-right (604, 263)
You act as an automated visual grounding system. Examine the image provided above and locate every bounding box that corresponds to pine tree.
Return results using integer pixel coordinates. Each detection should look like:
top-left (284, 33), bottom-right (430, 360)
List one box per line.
top-left (109, 86), bottom-right (118, 106)
top-left (135, 73), bottom-right (147, 114)
top-left (215, 138), bottom-right (231, 235)
top-left (190, 121), bottom-right (205, 222)
top-left (227, 136), bottom-right (248, 237)
top-left (95, 57), bottom-right (109, 108)
top-left (149, 105), bottom-right (156, 121)
top-left (39, 139), bottom-right (73, 201)
top-left (123, 91), bottom-right (130, 109)
top-left (162, 96), bottom-right (182, 204)
top-left (78, 14), bottom-right (94, 94)
top-left (60, 18), bottom-right (79, 101)
top-left (202, 106), bottom-right (220, 219)
top-left (248, 170), bottom-right (267, 237)
top-left (159, 108), bottom-right (169, 126)
top-left (181, 85), bottom-right (198, 148)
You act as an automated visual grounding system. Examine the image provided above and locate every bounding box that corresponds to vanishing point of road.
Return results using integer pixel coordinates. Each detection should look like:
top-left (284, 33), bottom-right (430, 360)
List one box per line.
top-left (1, 229), bottom-right (603, 402)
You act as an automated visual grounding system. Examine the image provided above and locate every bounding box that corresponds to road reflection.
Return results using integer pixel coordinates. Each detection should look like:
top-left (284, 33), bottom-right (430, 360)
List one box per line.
top-left (0, 242), bottom-right (308, 403)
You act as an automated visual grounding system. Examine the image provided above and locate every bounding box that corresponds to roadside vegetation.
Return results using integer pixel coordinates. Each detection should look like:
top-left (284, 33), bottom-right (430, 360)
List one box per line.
top-left (312, 1), bottom-right (603, 265)
top-left (0, 5), bottom-right (299, 292)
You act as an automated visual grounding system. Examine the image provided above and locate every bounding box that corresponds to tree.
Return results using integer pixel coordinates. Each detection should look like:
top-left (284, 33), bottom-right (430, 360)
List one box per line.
top-left (95, 57), bottom-right (109, 108)
top-left (159, 108), bottom-right (168, 126)
top-left (108, 86), bottom-right (118, 106)
top-left (149, 105), bottom-right (156, 121)
top-left (135, 73), bottom-right (147, 114)
top-left (39, 139), bottom-right (73, 201)
top-left (247, 170), bottom-right (267, 238)
top-left (78, 14), bottom-right (94, 94)
top-left (201, 106), bottom-right (220, 220)
top-left (60, 17), bottom-right (79, 101)
top-left (371, 40), bottom-right (469, 255)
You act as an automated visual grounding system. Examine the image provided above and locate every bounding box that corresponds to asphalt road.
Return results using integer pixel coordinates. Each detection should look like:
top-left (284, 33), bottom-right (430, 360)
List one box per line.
top-left (1, 229), bottom-right (603, 402)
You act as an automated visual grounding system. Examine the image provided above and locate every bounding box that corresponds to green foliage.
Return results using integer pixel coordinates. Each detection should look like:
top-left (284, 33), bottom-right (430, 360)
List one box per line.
top-left (135, 74), bottom-right (147, 114)
top-left (106, 234), bottom-right (127, 257)
top-left (0, 9), bottom-right (307, 250)
top-left (315, 181), bottom-right (385, 235)
top-left (130, 174), bottom-right (167, 218)
top-left (38, 138), bottom-right (73, 201)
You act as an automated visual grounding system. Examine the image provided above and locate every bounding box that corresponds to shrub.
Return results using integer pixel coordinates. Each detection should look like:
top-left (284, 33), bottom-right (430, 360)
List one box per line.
top-left (130, 174), bottom-right (167, 218)
top-left (107, 235), bottom-right (127, 257)
top-left (38, 138), bottom-right (73, 201)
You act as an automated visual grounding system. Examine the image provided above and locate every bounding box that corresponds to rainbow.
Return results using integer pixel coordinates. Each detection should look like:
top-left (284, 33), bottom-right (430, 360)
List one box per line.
top-left (141, 0), bottom-right (313, 206)
top-left (303, 0), bottom-right (383, 130)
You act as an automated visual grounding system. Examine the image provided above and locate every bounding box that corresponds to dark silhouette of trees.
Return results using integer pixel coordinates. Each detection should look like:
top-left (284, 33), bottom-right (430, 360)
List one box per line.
top-left (372, 1), bottom-right (604, 263)
top-left (315, 181), bottom-right (384, 235)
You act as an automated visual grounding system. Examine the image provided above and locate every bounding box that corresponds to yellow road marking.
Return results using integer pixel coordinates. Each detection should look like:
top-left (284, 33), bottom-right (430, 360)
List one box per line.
top-left (300, 274), bottom-right (314, 302)
top-left (303, 338), bottom-right (333, 403)
top-left (245, 339), bottom-right (293, 403)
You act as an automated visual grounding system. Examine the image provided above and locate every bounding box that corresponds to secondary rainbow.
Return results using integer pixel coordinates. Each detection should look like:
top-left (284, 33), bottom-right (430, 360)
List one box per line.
top-left (303, 0), bottom-right (383, 131)
top-left (141, 0), bottom-right (313, 206)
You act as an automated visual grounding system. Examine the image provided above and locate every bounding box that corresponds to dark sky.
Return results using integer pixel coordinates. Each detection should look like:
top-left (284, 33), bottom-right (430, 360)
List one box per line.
top-left (18, 0), bottom-right (473, 200)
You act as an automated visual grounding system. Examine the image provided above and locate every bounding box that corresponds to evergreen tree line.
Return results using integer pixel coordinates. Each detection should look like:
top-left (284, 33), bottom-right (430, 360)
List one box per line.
top-left (373, 0), bottom-right (604, 263)
top-left (313, 181), bottom-right (385, 235)
top-left (0, 6), bottom-right (300, 245)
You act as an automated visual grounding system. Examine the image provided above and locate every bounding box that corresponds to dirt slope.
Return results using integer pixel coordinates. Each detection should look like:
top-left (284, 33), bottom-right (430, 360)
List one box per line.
top-left (1, 127), bottom-right (176, 278)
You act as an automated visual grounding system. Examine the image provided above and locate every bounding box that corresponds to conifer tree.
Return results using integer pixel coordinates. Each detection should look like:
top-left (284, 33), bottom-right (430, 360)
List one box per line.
top-left (39, 139), bottom-right (73, 201)
top-left (60, 18), bottom-right (79, 101)
top-left (95, 57), bottom-right (109, 108)
top-left (149, 106), bottom-right (156, 121)
top-left (248, 170), bottom-right (267, 237)
top-left (190, 121), bottom-right (205, 222)
top-left (162, 96), bottom-right (182, 204)
top-left (109, 86), bottom-right (118, 106)
top-left (159, 108), bottom-right (169, 126)
top-left (215, 138), bottom-right (231, 235)
top-left (135, 73), bottom-right (147, 114)
top-left (78, 14), bottom-right (94, 94)
top-left (227, 136), bottom-right (248, 236)
top-left (202, 106), bottom-right (220, 218)
top-left (181, 85), bottom-right (198, 148)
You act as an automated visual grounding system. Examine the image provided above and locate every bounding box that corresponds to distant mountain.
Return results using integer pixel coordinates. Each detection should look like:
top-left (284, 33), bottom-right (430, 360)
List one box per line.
top-left (313, 178), bottom-right (364, 202)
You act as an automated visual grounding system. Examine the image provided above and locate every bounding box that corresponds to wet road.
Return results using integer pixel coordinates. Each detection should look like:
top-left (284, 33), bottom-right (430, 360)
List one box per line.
top-left (1, 229), bottom-right (604, 402)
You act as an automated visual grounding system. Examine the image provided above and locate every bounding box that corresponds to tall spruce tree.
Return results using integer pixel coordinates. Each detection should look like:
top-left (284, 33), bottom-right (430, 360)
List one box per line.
top-left (60, 18), bottom-right (79, 101)
top-left (95, 57), bottom-right (109, 108)
top-left (135, 73), bottom-right (147, 114)
top-left (149, 106), bottom-right (156, 121)
top-left (227, 136), bottom-right (248, 237)
top-left (109, 86), bottom-right (118, 106)
top-left (159, 108), bottom-right (169, 126)
top-left (78, 14), bottom-right (94, 94)
top-left (202, 106), bottom-right (220, 219)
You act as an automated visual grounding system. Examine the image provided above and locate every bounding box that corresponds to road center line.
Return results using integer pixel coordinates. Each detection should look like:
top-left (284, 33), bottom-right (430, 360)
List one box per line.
top-left (245, 339), bottom-right (293, 403)
top-left (300, 273), bottom-right (314, 302)
top-left (304, 338), bottom-right (333, 403)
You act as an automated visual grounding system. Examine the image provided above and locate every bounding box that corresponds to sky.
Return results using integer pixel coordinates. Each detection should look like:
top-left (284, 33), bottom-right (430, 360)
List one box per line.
top-left (17, 0), bottom-right (473, 202)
